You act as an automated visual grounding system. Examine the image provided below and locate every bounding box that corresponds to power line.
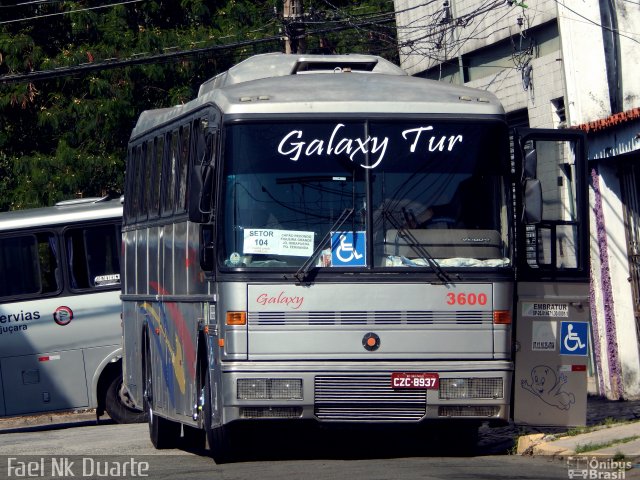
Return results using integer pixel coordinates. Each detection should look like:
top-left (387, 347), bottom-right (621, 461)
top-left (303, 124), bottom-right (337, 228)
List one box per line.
top-left (0, 14), bottom-right (396, 84)
top-left (555, 0), bottom-right (640, 45)
top-left (0, 0), bottom-right (145, 25)
top-left (3, 0), bottom-right (636, 85)
top-left (396, 0), bottom-right (510, 68)
top-left (0, 0), bottom-right (65, 8)
top-left (0, 36), bottom-right (278, 84)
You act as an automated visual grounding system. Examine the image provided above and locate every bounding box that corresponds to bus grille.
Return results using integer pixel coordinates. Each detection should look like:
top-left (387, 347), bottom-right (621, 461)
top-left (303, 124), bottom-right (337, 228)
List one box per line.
top-left (250, 310), bottom-right (491, 326)
top-left (314, 375), bottom-right (426, 422)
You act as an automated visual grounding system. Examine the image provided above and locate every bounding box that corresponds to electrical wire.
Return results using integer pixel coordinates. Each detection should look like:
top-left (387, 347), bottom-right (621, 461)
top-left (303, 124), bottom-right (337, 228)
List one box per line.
top-left (395, 0), bottom-right (511, 73)
top-left (555, 0), bottom-right (640, 45)
top-left (2, 0), bottom-right (638, 85)
top-left (0, 0), bottom-right (146, 25)
top-left (0, 12), bottom-right (397, 84)
top-left (0, 0), bottom-right (65, 7)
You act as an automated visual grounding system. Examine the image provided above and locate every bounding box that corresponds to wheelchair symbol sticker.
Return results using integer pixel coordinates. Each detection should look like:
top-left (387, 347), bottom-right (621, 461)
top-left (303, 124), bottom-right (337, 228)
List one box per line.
top-left (331, 231), bottom-right (366, 267)
top-left (560, 321), bottom-right (588, 356)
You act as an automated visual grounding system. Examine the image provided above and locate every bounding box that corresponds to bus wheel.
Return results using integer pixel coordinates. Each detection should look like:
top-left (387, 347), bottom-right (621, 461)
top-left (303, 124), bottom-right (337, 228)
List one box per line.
top-left (182, 424), bottom-right (206, 451)
top-left (104, 374), bottom-right (147, 424)
top-left (203, 370), bottom-right (233, 463)
top-left (144, 346), bottom-right (180, 449)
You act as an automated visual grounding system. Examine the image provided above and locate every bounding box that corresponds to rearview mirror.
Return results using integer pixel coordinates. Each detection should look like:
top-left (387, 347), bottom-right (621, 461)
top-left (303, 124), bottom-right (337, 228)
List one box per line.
top-left (188, 129), bottom-right (217, 223)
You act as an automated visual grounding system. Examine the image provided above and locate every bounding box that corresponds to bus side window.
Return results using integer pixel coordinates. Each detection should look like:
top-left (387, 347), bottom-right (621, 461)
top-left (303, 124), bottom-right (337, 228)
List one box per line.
top-left (149, 135), bottom-right (163, 218)
top-left (129, 144), bottom-right (142, 222)
top-left (177, 124), bottom-right (191, 214)
top-left (36, 232), bottom-right (60, 293)
top-left (0, 233), bottom-right (59, 298)
top-left (144, 139), bottom-right (155, 219)
top-left (162, 130), bottom-right (179, 216)
top-left (65, 224), bottom-right (121, 290)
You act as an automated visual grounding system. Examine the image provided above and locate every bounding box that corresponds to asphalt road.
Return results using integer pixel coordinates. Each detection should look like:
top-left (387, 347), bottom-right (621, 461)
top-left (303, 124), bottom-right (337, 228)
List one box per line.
top-left (0, 418), bottom-right (581, 480)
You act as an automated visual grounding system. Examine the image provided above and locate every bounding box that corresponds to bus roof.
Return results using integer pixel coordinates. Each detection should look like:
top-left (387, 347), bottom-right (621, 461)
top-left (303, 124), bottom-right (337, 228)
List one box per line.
top-left (197, 52), bottom-right (408, 93)
top-left (130, 53), bottom-right (505, 140)
top-left (0, 197), bottom-right (123, 232)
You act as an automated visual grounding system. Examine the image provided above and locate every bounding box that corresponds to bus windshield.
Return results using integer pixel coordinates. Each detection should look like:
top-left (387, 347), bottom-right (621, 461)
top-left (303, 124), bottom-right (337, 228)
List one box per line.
top-left (221, 120), bottom-right (510, 270)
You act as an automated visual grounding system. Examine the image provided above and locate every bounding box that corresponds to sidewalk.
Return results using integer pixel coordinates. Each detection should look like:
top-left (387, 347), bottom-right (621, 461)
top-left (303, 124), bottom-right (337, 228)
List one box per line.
top-left (0, 409), bottom-right (102, 432)
top-left (517, 396), bottom-right (640, 459)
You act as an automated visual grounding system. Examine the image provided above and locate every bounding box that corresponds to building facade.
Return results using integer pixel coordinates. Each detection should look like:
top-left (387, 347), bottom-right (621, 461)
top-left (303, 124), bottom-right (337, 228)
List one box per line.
top-left (394, 0), bottom-right (640, 399)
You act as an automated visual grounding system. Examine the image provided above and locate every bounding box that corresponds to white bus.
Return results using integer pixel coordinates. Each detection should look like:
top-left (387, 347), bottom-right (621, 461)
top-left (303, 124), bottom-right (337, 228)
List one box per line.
top-left (0, 196), bottom-right (143, 424)
top-left (122, 53), bottom-right (590, 461)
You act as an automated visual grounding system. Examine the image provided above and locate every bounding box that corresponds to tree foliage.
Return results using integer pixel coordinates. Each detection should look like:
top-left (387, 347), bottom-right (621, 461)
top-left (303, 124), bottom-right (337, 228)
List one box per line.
top-left (0, 0), bottom-right (397, 210)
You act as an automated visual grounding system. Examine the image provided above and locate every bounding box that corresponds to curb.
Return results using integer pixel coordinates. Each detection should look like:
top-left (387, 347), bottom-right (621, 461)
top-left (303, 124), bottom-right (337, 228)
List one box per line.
top-left (517, 433), bottom-right (574, 457)
top-left (517, 421), bottom-right (640, 458)
top-left (0, 410), bottom-right (102, 431)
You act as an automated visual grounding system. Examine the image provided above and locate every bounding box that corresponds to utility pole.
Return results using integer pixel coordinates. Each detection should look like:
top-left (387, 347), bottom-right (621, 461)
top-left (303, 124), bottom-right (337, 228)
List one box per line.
top-left (283, 0), bottom-right (305, 54)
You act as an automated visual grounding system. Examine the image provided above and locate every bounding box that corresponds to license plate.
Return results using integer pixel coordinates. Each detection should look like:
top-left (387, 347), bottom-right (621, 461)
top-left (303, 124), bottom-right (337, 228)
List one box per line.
top-left (391, 372), bottom-right (439, 389)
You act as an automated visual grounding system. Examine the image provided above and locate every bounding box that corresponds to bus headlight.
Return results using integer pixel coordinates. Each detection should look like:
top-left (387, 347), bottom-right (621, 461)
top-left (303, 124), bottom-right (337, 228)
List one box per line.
top-left (439, 378), bottom-right (503, 399)
top-left (237, 378), bottom-right (303, 400)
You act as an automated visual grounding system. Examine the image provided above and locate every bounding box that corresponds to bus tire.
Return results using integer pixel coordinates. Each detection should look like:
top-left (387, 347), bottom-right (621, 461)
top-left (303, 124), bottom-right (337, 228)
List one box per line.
top-left (144, 342), bottom-right (180, 449)
top-left (204, 369), bottom-right (233, 463)
top-left (104, 374), bottom-right (147, 424)
top-left (182, 424), bottom-right (206, 451)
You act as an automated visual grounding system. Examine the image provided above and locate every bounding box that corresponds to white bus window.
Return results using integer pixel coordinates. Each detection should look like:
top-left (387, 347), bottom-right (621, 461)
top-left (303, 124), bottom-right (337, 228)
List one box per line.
top-left (0, 233), bottom-right (59, 298)
top-left (65, 224), bottom-right (121, 290)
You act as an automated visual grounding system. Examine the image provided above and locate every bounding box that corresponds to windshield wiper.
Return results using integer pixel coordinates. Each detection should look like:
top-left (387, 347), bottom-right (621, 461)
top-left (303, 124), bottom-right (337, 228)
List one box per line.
top-left (292, 207), bottom-right (354, 284)
top-left (381, 208), bottom-right (451, 284)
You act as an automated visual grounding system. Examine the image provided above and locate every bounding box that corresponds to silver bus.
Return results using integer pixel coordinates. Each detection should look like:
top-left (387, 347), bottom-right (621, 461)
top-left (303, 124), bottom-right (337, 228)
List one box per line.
top-left (0, 196), bottom-right (143, 424)
top-left (122, 53), bottom-right (590, 461)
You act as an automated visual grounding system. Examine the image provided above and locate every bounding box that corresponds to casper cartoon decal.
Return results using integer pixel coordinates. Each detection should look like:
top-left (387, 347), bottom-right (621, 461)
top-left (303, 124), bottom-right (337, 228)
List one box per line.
top-left (521, 365), bottom-right (576, 410)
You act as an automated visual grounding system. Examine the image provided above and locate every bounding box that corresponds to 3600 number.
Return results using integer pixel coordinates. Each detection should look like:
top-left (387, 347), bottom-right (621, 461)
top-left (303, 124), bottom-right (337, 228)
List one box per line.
top-left (446, 292), bottom-right (488, 306)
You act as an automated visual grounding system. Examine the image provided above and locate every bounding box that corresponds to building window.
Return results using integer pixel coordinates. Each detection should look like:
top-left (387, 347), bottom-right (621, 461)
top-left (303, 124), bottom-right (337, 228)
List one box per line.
top-left (551, 97), bottom-right (567, 128)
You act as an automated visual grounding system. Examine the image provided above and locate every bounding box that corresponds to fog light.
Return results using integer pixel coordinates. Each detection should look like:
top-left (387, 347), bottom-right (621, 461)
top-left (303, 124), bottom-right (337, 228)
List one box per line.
top-left (237, 378), bottom-right (303, 400)
top-left (237, 379), bottom-right (268, 399)
top-left (269, 379), bottom-right (303, 400)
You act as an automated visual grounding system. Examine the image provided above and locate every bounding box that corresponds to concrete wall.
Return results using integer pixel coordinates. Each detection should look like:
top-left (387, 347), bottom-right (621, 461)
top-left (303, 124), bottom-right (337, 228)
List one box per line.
top-left (465, 52), bottom-right (566, 129)
top-left (588, 119), bottom-right (640, 400)
top-left (395, 0), bottom-right (556, 75)
top-left (395, 0), bottom-right (567, 128)
top-left (615, 0), bottom-right (640, 112)
top-left (589, 159), bottom-right (640, 400)
top-left (557, 0), bottom-right (611, 125)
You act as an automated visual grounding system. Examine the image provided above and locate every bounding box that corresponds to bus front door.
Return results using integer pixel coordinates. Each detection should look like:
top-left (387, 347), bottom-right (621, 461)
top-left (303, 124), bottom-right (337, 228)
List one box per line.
top-left (512, 129), bottom-right (591, 426)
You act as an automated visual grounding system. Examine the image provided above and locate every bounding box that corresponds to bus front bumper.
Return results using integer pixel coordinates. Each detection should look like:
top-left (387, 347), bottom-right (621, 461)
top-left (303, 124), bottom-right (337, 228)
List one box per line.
top-left (217, 360), bottom-right (512, 424)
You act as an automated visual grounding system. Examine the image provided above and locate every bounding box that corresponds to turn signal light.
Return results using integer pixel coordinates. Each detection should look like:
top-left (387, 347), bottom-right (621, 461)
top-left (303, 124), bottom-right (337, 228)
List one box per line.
top-left (226, 311), bottom-right (247, 326)
top-left (493, 310), bottom-right (511, 324)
